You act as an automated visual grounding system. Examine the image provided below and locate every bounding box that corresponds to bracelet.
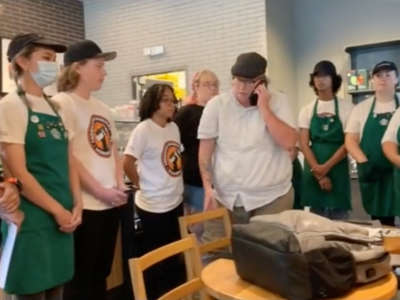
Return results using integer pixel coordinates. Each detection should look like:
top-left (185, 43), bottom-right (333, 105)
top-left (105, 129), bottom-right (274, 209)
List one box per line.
top-left (5, 177), bottom-right (22, 192)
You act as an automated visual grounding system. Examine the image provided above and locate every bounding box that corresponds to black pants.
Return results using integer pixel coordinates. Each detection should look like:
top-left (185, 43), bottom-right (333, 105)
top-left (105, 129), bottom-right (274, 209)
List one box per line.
top-left (17, 285), bottom-right (63, 300)
top-left (136, 203), bottom-right (186, 300)
top-left (63, 208), bottom-right (120, 300)
top-left (371, 215), bottom-right (396, 226)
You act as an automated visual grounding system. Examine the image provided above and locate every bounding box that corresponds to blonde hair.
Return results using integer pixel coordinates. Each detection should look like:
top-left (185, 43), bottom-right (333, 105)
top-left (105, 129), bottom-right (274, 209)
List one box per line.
top-left (57, 60), bottom-right (87, 92)
top-left (184, 69), bottom-right (219, 105)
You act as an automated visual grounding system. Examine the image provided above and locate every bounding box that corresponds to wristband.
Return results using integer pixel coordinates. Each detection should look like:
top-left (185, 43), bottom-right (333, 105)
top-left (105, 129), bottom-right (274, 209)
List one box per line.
top-left (5, 177), bottom-right (22, 192)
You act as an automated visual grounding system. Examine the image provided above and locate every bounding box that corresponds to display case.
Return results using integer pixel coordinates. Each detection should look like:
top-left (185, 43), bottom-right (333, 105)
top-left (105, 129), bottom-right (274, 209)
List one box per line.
top-left (115, 120), bottom-right (138, 152)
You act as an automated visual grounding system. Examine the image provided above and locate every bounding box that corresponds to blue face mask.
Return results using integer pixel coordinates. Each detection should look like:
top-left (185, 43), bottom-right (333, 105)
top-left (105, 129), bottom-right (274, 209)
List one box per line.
top-left (30, 61), bottom-right (59, 88)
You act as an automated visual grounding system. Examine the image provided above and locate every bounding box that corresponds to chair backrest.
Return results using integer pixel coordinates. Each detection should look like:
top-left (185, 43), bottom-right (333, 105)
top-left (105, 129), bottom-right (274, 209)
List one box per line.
top-left (179, 207), bottom-right (232, 255)
top-left (129, 234), bottom-right (210, 300)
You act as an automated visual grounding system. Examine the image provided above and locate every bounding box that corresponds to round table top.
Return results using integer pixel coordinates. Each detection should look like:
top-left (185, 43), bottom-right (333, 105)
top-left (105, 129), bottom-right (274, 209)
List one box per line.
top-left (201, 258), bottom-right (398, 300)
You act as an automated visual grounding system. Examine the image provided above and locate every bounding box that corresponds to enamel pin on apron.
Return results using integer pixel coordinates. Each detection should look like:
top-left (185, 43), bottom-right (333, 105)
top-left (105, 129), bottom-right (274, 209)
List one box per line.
top-left (323, 124), bottom-right (329, 131)
top-left (31, 115), bottom-right (39, 123)
top-left (38, 124), bottom-right (46, 138)
top-left (50, 128), bottom-right (61, 140)
top-left (380, 118), bottom-right (389, 126)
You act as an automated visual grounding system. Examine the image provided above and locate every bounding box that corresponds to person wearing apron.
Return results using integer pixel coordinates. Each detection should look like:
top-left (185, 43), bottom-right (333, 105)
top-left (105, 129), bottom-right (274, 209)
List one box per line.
top-left (299, 61), bottom-right (353, 219)
top-left (53, 40), bottom-right (127, 300)
top-left (382, 106), bottom-right (400, 219)
top-left (0, 33), bottom-right (81, 300)
top-left (346, 61), bottom-right (400, 226)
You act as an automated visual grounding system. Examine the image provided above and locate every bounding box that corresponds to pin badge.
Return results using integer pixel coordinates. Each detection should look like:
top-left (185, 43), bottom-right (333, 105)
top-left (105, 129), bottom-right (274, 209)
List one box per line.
top-left (50, 128), bottom-right (61, 140)
top-left (380, 118), bottom-right (388, 126)
top-left (31, 115), bottom-right (39, 123)
top-left (37, 124), bottom-right (46, 138)
top-left (322, 124), bottom-right (329, 131)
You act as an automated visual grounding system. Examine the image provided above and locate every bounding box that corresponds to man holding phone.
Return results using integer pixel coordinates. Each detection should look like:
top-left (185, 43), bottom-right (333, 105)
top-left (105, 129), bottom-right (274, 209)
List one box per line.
top-left (198, 52), bottom-right (298, 223)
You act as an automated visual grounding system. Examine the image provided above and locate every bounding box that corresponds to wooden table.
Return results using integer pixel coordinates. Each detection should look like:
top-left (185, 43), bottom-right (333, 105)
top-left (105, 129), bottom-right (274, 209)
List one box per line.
top-left (201, 259), bottom-right (398, 300)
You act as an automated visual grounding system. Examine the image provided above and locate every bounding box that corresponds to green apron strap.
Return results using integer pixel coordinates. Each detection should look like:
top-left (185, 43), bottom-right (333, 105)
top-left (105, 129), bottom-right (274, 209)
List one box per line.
top-left (16, 85), bottom-right (66, 130)
top-left (334, 96), bottom-right (339, 116)
top-left (312, 98), bottom-right (318, 115)
top-left (17, 85), bottom-right (31, 110)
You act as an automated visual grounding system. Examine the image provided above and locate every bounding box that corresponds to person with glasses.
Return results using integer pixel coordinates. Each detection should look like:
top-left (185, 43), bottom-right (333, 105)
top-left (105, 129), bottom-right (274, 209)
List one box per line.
top-left (299, 61), bottom-right (353, 219)
top-left (198, 52), bottom-right (297, 224)
top-left (123, 84), bottom-right (185, 299)
top-left (174, 70), bottom-right (219, 236)
top-left (346, 61), bottom-right (400, 226)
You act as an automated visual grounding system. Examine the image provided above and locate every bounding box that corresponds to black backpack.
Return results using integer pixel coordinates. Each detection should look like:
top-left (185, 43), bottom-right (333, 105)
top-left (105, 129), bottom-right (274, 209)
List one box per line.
top-left (232, 210), bottom-right (391, 300)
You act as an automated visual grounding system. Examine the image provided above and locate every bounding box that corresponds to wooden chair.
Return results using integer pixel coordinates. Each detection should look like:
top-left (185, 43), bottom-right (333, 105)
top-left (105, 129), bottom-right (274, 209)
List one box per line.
top-left (129, 234), bottom-right (211, 300)
top-left (179, 207), bottom-right (232, 256)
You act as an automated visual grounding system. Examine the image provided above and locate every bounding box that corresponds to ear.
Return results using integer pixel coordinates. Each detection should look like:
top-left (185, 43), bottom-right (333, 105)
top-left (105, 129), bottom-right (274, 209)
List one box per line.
top-left (15, 55), bottom-right (30, 72)
top-left (72, 62), bottom-right (82, 74)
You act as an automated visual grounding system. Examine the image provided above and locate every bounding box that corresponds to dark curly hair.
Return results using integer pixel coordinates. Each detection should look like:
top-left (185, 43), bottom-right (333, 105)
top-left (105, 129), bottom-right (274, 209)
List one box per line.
top-left (139, 84), bottom-right (177, 120)
top-left (309, 73), bottom-right (342, 95)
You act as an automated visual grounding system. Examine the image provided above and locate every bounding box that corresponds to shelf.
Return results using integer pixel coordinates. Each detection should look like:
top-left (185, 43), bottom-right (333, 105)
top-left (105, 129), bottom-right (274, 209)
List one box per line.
top-left (348, 88), bottom-right (400, 95)
top-left (345, 40), bottom-right (400, 54)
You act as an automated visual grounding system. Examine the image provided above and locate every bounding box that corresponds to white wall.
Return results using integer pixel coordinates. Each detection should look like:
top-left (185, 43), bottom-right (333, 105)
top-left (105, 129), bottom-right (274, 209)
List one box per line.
top-left (293, 0), bottom-right (400, 112)
top-left (83, 0), bottom-right (267, 106)
top-left (265, 0), bottom-right (297, 112)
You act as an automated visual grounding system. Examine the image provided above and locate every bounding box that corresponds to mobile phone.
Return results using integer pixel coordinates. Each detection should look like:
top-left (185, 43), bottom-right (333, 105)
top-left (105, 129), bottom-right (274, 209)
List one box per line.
top-left (249, 80), bottom-right (266, 106)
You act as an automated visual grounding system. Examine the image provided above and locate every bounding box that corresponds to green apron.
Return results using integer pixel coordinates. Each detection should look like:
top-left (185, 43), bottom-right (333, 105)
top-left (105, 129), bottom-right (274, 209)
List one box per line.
top-left (1, 90), bottom-right (74, 294)
top-left (359, 97), bottom-right (399, 217)
top-left (301, 98), bottom-right (351, 210)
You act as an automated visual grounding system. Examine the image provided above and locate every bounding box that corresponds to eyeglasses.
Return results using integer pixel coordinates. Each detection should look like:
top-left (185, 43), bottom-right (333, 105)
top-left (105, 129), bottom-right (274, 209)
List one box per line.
top-left (374, 71), bottom-right (396, 79)
top-left (233, 77), bottom-right (257, 86)
top-left (199, 81), bottom-right (219, 89)
top-left (161, 97), bottom-right (177, 104)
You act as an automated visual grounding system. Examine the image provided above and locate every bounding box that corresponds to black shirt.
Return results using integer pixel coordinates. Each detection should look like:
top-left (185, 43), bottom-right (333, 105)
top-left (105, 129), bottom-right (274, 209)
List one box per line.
top-left (174, 104), bottom-right (204, 187)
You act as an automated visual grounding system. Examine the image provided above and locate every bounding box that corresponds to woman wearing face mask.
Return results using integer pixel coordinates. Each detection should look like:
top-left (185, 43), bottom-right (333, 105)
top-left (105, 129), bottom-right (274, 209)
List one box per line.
top-left (346, 61), bottom-right (400, 226)
top-left (174, 70), bottom-right (219, 223)
top-left (53, 40), bottom-right (127, 300)
top-left (0, 33), bottom-right (81, 300)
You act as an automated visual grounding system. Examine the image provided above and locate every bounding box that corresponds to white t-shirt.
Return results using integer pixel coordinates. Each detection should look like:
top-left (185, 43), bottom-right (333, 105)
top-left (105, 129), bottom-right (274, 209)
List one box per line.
top-left (298, 98), bottom-right (353, 129)
top-left (0, 91), bottom-right (60, 144)
top-left (198, 90), bottom-right (295, 211)
top-left (53, 92), bottom-right (118, 211)
top-left (124, 119), bottom-right (183, 213)
top-left (382, 107), bottom-right (400, 144)
top-left (345, 96), bottom-right (399, 140)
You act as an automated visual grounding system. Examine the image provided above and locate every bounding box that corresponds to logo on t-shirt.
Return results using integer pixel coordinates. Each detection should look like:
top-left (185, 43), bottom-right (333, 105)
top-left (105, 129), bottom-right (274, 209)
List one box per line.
top-left (162, 141), bottom-right (182, 177)
top-left (88, 115), bottom-right (113, 157)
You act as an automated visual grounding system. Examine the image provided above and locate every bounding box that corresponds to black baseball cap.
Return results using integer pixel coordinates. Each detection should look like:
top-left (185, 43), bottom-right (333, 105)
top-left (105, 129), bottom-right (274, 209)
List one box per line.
top-left (7, 33), bottom-right (66, 62)
top-left (372, 61), bottom-right (398, 75)
top-left (311, 60), bottom-right (337, 76)
top-left (231, 52), bottom-right (267, 79)
top-left (64, 40), bottom-right (117, 66)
